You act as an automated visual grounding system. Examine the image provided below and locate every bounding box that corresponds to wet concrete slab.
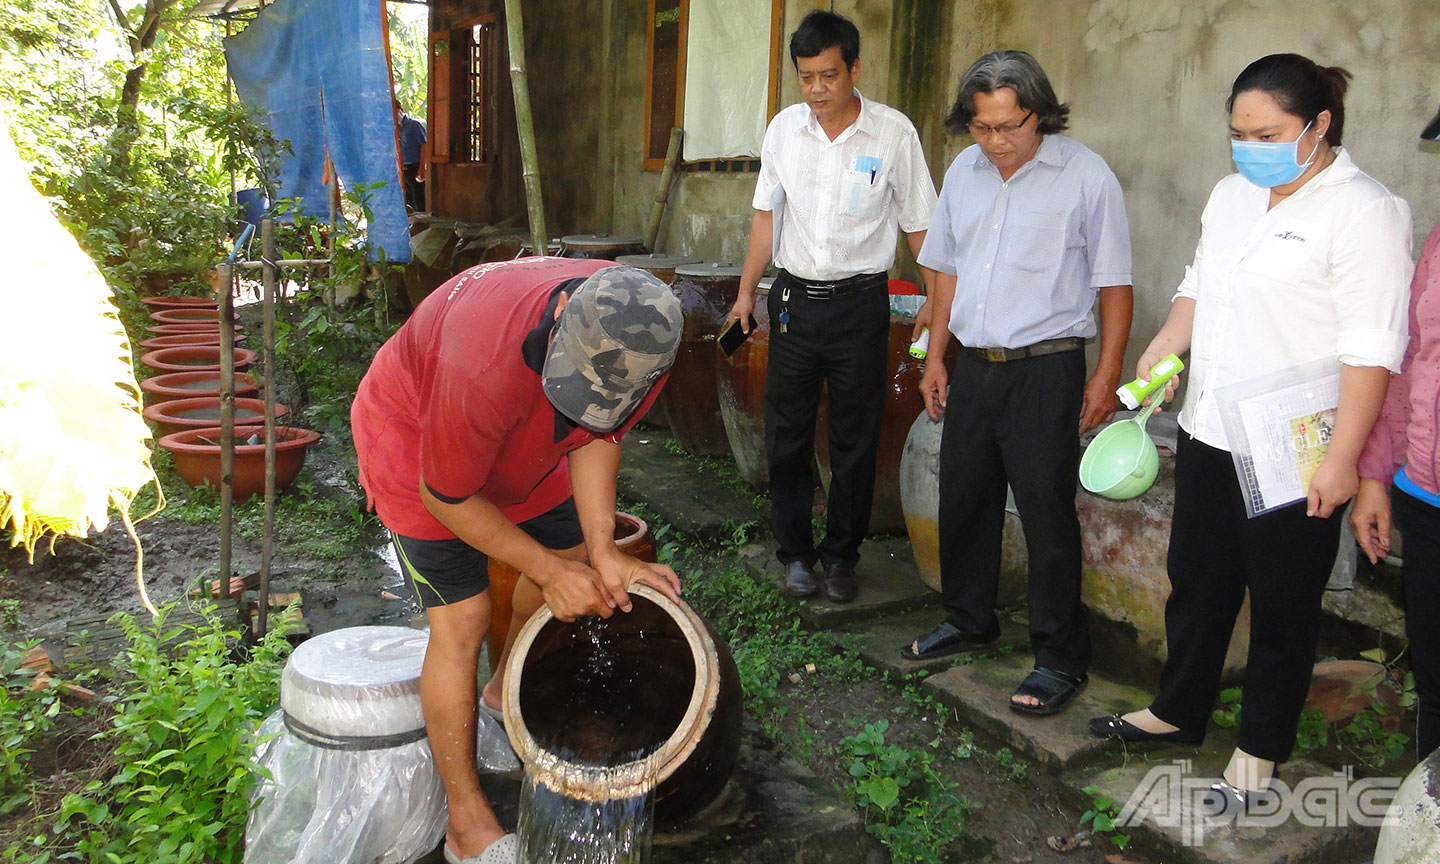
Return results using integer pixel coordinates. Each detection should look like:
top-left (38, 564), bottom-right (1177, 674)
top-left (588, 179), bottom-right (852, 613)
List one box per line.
top-left (922, 648), bottom-right (1156, 772)
top-left (617, 428), bottom-right (768, 542)
top-left (464, 733), bottom-right (874, 864)
top-left (837, 604), bottom-right (1031, 678)
top-left (1073, 751), bottom-right (1379, 864)
top-left (737, 535), bottom-right (936, 629)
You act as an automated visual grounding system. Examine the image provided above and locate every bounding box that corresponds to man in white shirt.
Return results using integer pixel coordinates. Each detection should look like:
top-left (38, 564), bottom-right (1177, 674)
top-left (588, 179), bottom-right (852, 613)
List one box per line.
top-left (727, 10), bottom-right (936, 604)
top-left (903, 51), bottom-right (1132, 717)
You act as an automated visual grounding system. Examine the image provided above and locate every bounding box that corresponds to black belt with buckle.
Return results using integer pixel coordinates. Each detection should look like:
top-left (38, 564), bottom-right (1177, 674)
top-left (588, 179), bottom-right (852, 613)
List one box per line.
top-left (780, 270), bottom-right (887, 300)
top-left (962, 337), bottom-right (1086, 363)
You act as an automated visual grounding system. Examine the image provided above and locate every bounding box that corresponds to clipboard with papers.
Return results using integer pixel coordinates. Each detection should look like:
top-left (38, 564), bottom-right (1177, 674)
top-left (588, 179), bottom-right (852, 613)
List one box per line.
top-left (1214, 358), bottom-right (1340, 518)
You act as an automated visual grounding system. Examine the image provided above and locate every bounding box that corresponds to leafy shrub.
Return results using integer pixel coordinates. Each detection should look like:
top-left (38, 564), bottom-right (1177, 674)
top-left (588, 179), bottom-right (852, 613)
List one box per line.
top-left (7, 604), bottom-right (296, 864)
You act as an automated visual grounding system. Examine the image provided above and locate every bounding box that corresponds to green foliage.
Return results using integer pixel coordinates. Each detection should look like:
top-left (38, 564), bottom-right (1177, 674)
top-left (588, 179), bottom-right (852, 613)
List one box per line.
top-left (994, 746), bottom-right (1028, 782)
top-left (6, 604), bottom-right (296, 864)
top-left (1079, 783), bottom-right (1131, 850)
top-left (842, 719), bottom-right (973, 863)
top-left (1292, 708), bottom-right (1330, 758)
top-left (0, 643), bottom-right (67, 808)
top-left (1337, 708), bottom-right (1410, 767)
top-left (0, 601), bottom-right (19, 631)
top-left (1210, 685), bottom-right (1244, 728)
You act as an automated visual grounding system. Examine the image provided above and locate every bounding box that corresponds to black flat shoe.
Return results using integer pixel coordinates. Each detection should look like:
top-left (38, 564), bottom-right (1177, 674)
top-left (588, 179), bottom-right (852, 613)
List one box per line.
top-left (1088, 713), bottom-right (1204, 745)
top-left (1199, 768), bottom-right (1280, 820)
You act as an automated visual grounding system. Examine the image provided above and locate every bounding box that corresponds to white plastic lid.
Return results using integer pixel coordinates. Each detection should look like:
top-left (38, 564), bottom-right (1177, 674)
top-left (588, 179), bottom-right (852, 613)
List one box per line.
top-left (280, 626), bottom-right (429, 738)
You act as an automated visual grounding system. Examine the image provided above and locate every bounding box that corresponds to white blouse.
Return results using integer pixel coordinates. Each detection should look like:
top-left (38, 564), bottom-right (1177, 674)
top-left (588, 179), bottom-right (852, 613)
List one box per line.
top-left (1176, 148), bottom-right (1413, 449)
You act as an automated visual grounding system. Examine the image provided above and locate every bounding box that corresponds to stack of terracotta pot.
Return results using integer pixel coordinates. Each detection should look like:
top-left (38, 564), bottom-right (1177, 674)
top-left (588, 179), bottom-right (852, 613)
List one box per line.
top-left (136, 296), bottom-right (317, 500)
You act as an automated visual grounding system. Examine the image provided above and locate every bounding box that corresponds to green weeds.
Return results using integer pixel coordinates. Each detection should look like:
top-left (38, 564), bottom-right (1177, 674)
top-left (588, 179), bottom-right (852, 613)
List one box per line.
top-left (841, 719), bottom-right (973, 864)
top-left (4, 603), bottom-right (297, 864)
top-left (1079, 783), bottom-right (1131, 850)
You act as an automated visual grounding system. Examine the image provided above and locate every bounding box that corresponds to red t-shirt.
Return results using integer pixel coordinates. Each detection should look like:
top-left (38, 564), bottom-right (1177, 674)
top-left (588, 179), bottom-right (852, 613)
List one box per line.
top-left (351, 257), bottom-right (665, 540)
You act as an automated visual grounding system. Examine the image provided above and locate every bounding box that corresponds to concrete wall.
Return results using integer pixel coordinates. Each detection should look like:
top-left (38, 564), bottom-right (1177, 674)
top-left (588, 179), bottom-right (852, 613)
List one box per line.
top-left (929, 0), bottom-right (1440, 375)
top-left (510, 0), bottom-right (1440, 373)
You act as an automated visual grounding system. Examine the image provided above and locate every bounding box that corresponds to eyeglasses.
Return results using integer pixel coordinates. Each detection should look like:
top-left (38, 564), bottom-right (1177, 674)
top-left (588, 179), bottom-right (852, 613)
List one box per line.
top-left (968, 110), bottom-right (1034, 139)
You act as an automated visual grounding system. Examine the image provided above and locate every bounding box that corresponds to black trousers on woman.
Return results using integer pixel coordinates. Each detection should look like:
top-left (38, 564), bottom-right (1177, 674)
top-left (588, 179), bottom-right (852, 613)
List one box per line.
top-left (1392, 487), bottom-right (1440, 762)
top-left (1149, 435), bottom-right (1342, 763)
top-left (763, 271), bottom-right (889, 568)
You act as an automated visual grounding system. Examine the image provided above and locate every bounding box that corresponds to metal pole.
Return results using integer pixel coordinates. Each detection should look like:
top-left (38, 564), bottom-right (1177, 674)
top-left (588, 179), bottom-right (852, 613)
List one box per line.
top-left (258, 218), bottom-right (277, 636)
top-left (217, 261), bottom-right (236, 595)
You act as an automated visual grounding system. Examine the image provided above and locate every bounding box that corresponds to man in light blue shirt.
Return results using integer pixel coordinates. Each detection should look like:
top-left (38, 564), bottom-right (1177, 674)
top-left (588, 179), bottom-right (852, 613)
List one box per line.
top-left (902, 51), bottom-right (1132, 718)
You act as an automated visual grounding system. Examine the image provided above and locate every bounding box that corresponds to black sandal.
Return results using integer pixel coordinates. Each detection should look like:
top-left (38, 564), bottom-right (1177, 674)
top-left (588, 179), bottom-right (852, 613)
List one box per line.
top-left (1010, 666), bottom-right (1088, 716)
top-left (900, 621), bottom-right (998, 661)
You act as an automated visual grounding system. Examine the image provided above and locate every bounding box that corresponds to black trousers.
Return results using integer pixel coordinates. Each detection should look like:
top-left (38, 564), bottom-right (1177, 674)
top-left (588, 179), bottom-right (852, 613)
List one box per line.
top-left (402, 163), bottom-right (424, 211)
top-left (763, 272), bottom-right (888, 567)
top-left (1150, 435), bottom-right (1342, 762)
top-left (1392, 487), bottom-right (1440, 762)
top-left (937, 348), bottom-right (1089, 677)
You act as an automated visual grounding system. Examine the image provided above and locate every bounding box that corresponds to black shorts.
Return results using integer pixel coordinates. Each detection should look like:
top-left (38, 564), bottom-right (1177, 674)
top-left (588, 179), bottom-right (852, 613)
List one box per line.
top-left (390, 498), bottom-right (584, 608)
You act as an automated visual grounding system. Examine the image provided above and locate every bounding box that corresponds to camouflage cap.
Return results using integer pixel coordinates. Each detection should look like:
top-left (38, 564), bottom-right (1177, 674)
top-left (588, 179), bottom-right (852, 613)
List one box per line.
top-left (542, 266), bottom-right (683, 434)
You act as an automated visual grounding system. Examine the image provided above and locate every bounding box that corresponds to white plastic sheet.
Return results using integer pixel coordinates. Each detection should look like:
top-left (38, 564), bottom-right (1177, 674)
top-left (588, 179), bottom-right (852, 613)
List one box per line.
top-left (682, 0), bottom-right (771, 161)
top-left (246, 626), bottom-right (520, 864)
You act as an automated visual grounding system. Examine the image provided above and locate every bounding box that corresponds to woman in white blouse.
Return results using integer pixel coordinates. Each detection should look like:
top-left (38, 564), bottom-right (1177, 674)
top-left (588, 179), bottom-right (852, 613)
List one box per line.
top-left (1087, 53), bottom-right (1413, 817)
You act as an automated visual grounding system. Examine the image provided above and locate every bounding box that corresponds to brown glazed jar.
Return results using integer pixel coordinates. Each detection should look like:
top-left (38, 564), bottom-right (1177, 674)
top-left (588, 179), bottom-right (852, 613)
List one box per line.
top-left (557, 234), bottom-right (648, 259)
top-left (715, 277), bottom-right (772, 489)
top-left (664, 262), bottom-right (742, 457)
top-left (485, 512), bottom-right (654, 674)
top-left (503, 583), bottom-right (742, 824)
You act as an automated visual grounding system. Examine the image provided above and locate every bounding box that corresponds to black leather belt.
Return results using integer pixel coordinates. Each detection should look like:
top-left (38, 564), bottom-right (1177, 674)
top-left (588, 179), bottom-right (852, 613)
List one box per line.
top-left (962, 337), bottom-right (1086, 363)
top-left (780, 270), bottom-right (886, 300)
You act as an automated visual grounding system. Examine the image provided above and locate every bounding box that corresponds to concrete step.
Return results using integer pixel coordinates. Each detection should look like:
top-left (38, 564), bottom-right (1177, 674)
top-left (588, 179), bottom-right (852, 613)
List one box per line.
top-left (1072, 750), bottom-right (1379, 863)
top-left (836, 603), bottom-right (1030, 678)
top-left (919, 647), bottom-right (1155, 772)
top-left (618, 427), bottom-right (768, 542)
top-left (737, 536), bottom-right (936, 629)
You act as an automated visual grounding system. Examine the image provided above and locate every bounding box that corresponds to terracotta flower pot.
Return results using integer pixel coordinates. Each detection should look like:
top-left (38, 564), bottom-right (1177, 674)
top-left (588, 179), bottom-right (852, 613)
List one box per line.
top-left (140, 371), bottom-right (260, 405)
top-left (149, 307), bottom-right (220, 324)
top-left (158, 425), bottom-right (320, 502)
top-left (140, 296), bottom-right (219, 311)
top-left (146, 322), bottom-right (242, 336)
top-left (486, 512), bottom-right (653, 673)
top-left (140, 345), bottom-right (256, 373)
top-left (143, 396), bottom-right (289, 439)
top-left (1305, 659), bottom-right (1404, 730)
top-left (137, 332), bottom-right (246, 350)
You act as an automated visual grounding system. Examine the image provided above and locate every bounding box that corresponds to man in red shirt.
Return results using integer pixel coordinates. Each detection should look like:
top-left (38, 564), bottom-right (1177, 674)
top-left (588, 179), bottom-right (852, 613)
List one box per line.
top-left (352, 258), bottom-right (683, 864)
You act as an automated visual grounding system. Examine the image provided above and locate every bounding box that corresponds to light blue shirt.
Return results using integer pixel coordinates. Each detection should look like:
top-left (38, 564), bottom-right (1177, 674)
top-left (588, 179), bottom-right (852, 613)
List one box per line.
top-left (917, 134), bottom-right (1132, 349)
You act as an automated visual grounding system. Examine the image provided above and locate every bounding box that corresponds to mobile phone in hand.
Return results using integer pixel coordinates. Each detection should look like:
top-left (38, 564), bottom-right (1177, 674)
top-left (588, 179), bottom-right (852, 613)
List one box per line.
top-left (718, 316), bottom-right (758, 357)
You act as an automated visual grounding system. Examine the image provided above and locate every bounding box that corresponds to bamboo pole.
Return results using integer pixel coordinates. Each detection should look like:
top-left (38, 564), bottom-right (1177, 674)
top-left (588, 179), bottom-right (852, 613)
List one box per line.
top-left (645, 127), bottom-right (683, 252)
top-left (217, 261), bottom-right (236, 594)
top-left (258, 218), bottom-right (277, 637)
top-left (503, 0), bottom-right (547, 256)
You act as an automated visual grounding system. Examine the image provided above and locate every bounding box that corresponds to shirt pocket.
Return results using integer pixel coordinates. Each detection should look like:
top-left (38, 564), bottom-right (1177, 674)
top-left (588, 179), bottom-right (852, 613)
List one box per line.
top-left (1003, 208), bottom-right (1074, 274)
top-left (839, 157), bottom-right (887, 221)
top-left (1238, 218), bottom-right (1319, 287)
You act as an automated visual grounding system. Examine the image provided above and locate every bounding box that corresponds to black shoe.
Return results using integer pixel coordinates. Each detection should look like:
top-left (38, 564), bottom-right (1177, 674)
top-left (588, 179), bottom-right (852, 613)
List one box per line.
top-left (1088, 713), bottom-right (1205, 745)
top-left (823, 561), bottom-right (858, 604)
top-left (1199, 768), bottom-right (1280, 820)
top-left (784, 560), bottom-right (819, 598)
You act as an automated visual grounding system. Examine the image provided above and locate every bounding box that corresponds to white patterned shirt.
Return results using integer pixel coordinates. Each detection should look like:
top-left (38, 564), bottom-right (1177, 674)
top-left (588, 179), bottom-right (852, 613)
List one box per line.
top-left (751, 91), bottom-right (936, 281)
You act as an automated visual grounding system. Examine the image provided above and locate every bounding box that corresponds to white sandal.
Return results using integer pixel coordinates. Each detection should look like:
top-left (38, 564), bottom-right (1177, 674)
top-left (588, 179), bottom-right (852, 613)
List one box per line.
top-left (443, 833), bottom-right (518, 864)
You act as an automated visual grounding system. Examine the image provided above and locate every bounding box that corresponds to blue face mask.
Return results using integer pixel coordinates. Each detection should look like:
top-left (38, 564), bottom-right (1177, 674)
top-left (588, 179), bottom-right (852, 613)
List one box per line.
top-left (1230, 121), bottom-right (1319, 188)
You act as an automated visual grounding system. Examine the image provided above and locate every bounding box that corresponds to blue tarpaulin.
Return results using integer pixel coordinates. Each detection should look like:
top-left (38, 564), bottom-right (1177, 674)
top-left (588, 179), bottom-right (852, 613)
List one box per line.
top-left (224, 0), bottom-right (410, 262)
